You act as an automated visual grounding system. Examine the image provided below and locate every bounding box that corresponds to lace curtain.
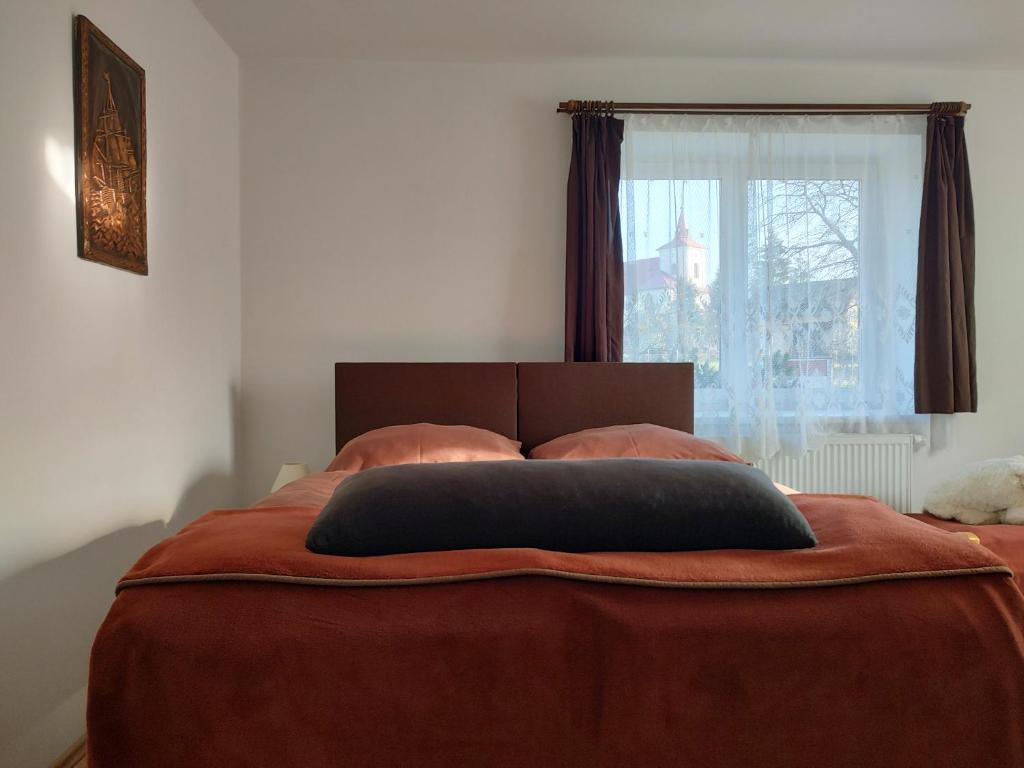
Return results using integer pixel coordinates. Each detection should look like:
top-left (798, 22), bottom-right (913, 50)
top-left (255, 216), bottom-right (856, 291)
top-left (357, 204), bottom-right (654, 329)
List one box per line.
top-left (620, 113), bottom-right (929, 461)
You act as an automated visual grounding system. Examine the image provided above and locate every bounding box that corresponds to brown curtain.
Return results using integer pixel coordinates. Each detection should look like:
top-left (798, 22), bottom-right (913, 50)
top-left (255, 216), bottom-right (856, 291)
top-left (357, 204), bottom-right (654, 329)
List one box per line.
top-left (565, 112), bottom-right (625, 362)
top-left (914, 112), bottom-right (977, 413)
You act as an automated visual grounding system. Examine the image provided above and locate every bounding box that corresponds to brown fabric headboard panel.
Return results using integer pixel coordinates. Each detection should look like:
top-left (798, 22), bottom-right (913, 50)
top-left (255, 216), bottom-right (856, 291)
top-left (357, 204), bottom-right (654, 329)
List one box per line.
top-left (335, 363), bottom-right (518, 451)
top-left (517, 362), bottom-right (694, 453)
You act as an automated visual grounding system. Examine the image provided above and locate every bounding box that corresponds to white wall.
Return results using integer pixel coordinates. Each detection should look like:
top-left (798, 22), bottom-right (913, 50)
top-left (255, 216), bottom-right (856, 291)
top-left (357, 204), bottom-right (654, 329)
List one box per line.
top-left (241, 57), bottom-right (1024, 509)
top-left (0, 1), bottom-right (240, 765)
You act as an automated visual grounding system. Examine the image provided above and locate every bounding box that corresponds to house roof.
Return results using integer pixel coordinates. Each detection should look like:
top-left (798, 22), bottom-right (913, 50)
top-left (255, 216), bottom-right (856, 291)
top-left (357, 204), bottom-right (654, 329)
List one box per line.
top-left (769, 276), bottom-right (858, 315)
top-left (624, 257), bottom-right (676, 292)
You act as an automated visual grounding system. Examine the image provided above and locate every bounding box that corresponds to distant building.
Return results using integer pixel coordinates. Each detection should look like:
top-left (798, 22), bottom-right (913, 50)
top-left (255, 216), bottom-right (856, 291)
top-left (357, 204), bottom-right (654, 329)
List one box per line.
top-left (656, 211), bottom-right (708, 292)
top-left (623, 254), bottom-right (676, 293)
top-left (624, 210), bottom-right (708, 300)
top-left (624, 209), bottom-right (860, 387)
top-left (623, 210), bottom-right (711, 363)
top-left (769, 276), bottom-right (859, 386)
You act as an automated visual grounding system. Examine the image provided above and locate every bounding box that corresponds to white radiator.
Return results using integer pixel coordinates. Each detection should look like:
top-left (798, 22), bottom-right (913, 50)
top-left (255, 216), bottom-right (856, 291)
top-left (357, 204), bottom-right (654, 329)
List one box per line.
top-left (754, 434), bottom-right (914, 514)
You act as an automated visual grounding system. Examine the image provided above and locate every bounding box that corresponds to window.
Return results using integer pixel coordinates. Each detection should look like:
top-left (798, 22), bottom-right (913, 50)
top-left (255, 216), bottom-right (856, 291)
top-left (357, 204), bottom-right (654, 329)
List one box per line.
top-left (620, 113), bottom-right (927, 459)
top-left (746, 178), bottom-right (861, 391)
top-left (622, 179), bottom-right (721, 384)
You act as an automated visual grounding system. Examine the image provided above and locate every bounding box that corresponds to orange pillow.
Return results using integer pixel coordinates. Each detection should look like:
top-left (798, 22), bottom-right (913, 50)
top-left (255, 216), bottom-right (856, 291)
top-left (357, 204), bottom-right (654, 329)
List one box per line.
top-left (327, 423), bottom-right (524, 473)
top-left (528, 423), bottom-right (747, 464)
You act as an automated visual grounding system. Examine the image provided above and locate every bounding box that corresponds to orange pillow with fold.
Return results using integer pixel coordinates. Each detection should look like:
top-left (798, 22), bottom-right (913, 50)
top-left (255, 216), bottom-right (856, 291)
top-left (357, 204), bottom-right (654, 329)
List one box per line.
top-left (327, 423), bottom-right (524, 473)
top-left (528, 423), bottom-right (748, 464)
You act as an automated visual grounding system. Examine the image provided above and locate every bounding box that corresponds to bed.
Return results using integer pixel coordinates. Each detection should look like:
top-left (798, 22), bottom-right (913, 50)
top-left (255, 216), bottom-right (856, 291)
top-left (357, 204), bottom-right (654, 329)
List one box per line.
top-left (88, 363), bottom-right (1024, 767)
top-left (912, 512), bottom-right (1024, 591)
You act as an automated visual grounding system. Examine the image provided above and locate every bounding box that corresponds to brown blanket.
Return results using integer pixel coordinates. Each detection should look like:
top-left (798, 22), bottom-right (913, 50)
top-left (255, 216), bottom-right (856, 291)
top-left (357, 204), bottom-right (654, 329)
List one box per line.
top-left (89, 474), bottom-right (1024, 767)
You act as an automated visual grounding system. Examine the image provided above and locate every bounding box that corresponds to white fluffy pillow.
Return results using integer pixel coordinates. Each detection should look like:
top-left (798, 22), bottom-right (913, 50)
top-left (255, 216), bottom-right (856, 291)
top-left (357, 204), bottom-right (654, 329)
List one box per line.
top-left (924, 456), bottom-right (1024, 525)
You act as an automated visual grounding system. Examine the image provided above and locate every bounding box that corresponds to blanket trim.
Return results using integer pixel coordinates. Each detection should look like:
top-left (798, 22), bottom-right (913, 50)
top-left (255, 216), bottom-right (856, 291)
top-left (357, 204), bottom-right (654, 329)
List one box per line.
top-left (115, 564), bottom-right (1013, 595)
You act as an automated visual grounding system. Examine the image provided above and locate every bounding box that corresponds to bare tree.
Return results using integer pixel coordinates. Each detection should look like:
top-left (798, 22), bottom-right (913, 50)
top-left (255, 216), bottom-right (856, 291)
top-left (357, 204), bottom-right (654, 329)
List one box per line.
top-left (751, 179), bottom-right (859, 283)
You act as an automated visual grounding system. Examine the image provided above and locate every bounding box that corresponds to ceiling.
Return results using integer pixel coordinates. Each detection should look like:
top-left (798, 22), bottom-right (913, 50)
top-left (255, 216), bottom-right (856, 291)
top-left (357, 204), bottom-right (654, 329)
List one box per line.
top-left (193, 0), bottom-right (1024, 67)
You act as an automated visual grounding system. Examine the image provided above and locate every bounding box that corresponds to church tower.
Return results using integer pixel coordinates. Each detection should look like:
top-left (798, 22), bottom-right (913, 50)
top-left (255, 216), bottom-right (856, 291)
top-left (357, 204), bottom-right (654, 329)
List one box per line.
top-left (656, 210), bottom-right (708, 292)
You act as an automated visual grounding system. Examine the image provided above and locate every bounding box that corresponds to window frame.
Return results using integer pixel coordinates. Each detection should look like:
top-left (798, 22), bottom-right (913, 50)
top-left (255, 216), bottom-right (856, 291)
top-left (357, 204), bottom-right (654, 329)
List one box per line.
top-left (621, 156), bottom-right (903, 423)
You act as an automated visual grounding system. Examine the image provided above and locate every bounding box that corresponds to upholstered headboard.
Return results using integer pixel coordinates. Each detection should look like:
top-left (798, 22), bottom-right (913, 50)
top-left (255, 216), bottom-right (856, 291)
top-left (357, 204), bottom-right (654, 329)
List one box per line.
top-left (334, 363), bottom-right (518, 451)
top-left (334, 362), bottom-right (694, 452)
top-left (515, 363), bottom-right (694, 452)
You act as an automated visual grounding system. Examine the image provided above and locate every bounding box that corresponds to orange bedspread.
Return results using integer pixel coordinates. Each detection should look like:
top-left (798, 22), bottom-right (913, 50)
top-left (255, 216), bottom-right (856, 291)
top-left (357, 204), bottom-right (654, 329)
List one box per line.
top-left (88, 474), bottom-right (1024, 767)
top-left (912, 511), bottom-right (1024, 590)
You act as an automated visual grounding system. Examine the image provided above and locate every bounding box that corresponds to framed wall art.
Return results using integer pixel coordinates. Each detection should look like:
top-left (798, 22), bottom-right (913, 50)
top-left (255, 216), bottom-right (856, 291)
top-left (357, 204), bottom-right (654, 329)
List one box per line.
top-left (73, 16), bottom-right (147, 274)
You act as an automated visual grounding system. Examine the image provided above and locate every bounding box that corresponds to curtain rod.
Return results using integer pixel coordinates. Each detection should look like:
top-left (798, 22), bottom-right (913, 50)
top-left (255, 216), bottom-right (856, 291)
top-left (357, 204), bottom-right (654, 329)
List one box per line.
top-left (557, 101), bottom-right (971, 117)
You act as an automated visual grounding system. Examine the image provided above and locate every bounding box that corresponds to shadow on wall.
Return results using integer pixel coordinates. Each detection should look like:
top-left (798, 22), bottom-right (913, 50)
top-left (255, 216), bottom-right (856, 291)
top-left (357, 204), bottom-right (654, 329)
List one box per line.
top-left (0, 471), bottom-right (238, 766)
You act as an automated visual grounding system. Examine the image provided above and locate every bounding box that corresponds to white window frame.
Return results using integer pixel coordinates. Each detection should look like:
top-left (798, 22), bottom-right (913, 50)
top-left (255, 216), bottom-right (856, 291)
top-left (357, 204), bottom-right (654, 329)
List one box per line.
top-left (622, 150), bottom-right (913, 424)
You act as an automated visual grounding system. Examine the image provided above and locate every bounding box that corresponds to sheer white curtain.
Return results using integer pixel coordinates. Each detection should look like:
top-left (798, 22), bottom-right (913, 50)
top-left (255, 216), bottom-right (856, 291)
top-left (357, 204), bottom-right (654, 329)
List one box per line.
top-left (620, 113), bottom-right (929, 461)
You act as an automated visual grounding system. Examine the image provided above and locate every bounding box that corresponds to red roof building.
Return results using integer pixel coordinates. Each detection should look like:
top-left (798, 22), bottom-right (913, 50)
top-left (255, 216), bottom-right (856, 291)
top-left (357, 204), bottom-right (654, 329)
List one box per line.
top-left (624, 257), bottom-right (677, 292)
top-left (625, 209), bottom-right (709, 294)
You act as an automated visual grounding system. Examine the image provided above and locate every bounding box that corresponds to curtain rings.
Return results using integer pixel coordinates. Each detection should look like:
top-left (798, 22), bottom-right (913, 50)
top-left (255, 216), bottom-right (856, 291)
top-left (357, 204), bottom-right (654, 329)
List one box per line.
top-left (929, 102), bottom-right (971, 117)
top-left (566, 100), bottom-right (616, 116)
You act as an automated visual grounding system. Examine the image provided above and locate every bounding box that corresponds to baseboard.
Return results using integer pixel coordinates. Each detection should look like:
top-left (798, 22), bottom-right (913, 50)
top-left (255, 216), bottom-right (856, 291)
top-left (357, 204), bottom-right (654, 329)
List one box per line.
top-left (52, 735), bottom-right (86, 768)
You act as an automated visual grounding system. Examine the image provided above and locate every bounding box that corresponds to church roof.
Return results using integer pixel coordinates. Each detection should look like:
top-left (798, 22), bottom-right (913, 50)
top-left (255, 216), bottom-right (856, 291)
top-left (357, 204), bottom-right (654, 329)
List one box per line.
top-left (657, 211), bottom-right (706, 252)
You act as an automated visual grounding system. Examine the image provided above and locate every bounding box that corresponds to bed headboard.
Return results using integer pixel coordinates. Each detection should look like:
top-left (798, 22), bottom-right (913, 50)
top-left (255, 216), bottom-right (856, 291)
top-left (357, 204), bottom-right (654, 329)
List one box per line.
top-left (516, 363), bottom-right (693, 452)
top-left (334, 362), bottom-right (694, 453)
top-left (334, 363), bottom-right (518, 451)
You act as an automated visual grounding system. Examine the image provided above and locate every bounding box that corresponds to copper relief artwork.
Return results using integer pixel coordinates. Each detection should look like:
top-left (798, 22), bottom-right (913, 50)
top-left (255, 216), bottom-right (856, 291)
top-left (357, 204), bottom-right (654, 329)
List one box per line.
top-left (74, 16), bottom-right (147, 274)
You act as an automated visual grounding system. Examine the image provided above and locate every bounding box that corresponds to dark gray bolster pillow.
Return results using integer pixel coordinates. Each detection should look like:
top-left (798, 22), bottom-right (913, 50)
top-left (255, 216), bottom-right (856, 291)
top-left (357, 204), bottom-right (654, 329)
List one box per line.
top-left (306, 459), bottom-right (817, 556)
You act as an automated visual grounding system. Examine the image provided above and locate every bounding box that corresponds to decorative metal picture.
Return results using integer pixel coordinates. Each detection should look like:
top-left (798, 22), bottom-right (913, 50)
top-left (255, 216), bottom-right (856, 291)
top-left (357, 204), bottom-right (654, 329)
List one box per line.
top-left (74, 16), bottom-right (147, 275)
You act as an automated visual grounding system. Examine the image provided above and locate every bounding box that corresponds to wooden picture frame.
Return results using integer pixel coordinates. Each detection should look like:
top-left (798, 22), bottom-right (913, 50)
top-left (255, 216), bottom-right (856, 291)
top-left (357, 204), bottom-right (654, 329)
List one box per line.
top-left (73, 16), bottom-right (147, 275)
